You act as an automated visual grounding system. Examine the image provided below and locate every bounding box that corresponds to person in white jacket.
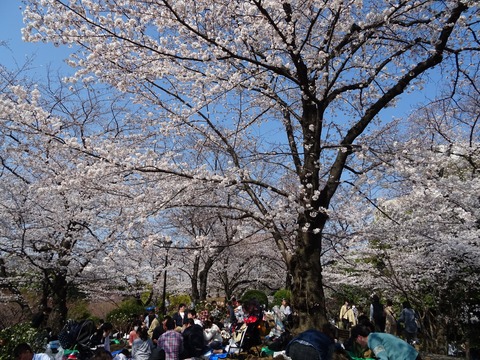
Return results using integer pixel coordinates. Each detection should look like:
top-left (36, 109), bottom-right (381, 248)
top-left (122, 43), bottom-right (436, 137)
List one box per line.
top-left (203, 318), bottom-right (223, 351)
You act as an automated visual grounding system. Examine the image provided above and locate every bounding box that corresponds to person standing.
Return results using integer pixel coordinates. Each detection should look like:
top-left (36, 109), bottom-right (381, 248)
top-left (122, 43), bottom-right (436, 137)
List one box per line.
top-left (344, 305), bottom-right (357, 329)
top-left (370, 295), bottom-right (386, 332)
top-left (339, 300), bottom-right (349, 329)
top-left (226, 299), bottom-right (236, 328)
top-left (172, 304), bottom-right (188, 328)
top-left (397, 301), bottom-right (418, 345)
top-left (384, 299), bottom-right (397, 335)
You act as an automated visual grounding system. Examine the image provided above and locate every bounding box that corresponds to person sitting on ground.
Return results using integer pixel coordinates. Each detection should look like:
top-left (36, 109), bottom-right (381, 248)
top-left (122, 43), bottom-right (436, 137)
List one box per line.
top-left (148, 311), bottom-right (160, 339)
top-left (203, 317), bottom-right (223, 351)
top-left (152, 316), bottom-right (171, 347)
top-left (129, 319), bottom-right (143, 347)
top-left (234, 300), bottom-right (245, 325)
top-left (280, 299), bottom-right (292, 319)
top-left (132, 326), bottom-right (153, 360)
top-left (350, 323), bottom-right (421, 360)
top-left (332, 348), bottom-right (353, 360)
top-left (13, 343), bottom-right (51, 360)
top-left (181, 318), bottom-right (207, 359)
top-left (343, 316), bottom-right (376, 358)
top-left (113, 349), bottom-right (130, 360)
top-left (187, 309), bottom-right (203, 327)
top-left (158, 317), bottom-right (183, 360)
top-left (101, 322), bottom-right (114, 353)
top-left (148, 348), bottom-right (166, 360)
top-left (286, 323), bottom-right (338, 360)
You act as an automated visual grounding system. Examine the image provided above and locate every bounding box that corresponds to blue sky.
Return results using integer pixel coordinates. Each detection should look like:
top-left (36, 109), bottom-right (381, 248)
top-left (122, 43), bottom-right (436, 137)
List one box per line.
top-left (1, 0), bottom-right (437, 119)
top-left (0, 0), bottom-right (72, 75)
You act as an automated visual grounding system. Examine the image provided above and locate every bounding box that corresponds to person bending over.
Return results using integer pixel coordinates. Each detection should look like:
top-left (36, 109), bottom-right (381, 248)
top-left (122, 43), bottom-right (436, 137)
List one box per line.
top-left (351, 324), bottom-right (421, 360)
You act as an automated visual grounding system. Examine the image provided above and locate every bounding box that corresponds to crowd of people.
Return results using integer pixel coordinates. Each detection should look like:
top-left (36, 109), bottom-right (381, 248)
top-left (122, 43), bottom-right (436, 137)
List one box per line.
top-left (14, 301), bottom-right (225, 360)
top-left (280, 295), bottom-right (422, 360)
top-left (334, 295), bottom-right (423, 359)
top-left (121, 302), bottom-right (231, 360)
top-left (338, 295), bottom-right (421, 347)
top-left (13, 295), bottom-right (425, 360)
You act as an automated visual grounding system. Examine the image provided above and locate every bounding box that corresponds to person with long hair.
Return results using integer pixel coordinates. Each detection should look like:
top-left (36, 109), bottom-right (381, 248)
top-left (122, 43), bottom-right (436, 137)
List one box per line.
top-left (397, 301), bottom-right (419, 345)
top-left (132, 326), bottom-right (154, 360)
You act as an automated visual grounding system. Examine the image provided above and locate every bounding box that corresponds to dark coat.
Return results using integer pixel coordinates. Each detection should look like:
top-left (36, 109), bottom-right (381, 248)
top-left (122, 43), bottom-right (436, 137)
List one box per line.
top-left (181, 324), bottom-right (208, 358)
top-left (172, 311), bottom-right (188, 327)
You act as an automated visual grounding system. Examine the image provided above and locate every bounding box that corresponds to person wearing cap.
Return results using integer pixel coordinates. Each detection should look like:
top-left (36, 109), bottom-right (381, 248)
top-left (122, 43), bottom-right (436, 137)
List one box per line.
top-left (350, 323), bottom-right (421, 360)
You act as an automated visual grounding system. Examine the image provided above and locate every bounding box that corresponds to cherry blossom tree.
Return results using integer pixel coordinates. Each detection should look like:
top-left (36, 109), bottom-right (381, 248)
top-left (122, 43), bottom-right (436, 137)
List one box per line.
top-left (168, 207), bottom-right (252, 302)
top-left (327, 75), bottom-right (479, 349)
top-left (21, 0), bottom-right (478, 329)
top-left (0, 72), bottom-right (153, 326)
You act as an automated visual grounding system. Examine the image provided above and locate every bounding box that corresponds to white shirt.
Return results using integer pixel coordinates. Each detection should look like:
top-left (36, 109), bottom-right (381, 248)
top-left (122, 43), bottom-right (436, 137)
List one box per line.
top-left (34, 354), bottom-right (52, 360)
top-left (280, 305), bottom-right (292, 317)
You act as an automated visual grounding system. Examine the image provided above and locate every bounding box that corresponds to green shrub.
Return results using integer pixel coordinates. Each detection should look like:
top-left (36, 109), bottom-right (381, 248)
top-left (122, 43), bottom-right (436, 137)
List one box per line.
top-left (67, 300), bottom-right (92, 321)
top-left (241, 290), bottom-right (268, 309)
top-left (0, 323), bottom-right (45, 360)
top-left (166, 295), bottom-right (192, 316)
top-left (106, 299), bottom-right (145, 333)
top-left (272, 289), bottom-right (292, 308)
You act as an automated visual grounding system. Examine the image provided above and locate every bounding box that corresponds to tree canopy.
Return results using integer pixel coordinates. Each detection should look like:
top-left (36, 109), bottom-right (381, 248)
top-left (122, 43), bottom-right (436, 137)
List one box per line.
top-left (0, 0), bottom-right (477, 331)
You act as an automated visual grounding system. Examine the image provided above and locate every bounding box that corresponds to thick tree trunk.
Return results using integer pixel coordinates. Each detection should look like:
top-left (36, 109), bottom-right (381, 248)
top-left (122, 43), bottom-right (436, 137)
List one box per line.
top-left (199, 257), bottom-right (215, 301)
top-left (49, 270), bottom-right (69, 332)
top-left (289, 232), bottom-right (327, 332)
top-left (191, 256), bottom-right (200, 303)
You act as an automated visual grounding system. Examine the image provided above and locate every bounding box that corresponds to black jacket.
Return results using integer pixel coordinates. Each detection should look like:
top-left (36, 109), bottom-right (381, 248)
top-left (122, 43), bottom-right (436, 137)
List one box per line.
top-left (182, 324), bottom-right (208, 358)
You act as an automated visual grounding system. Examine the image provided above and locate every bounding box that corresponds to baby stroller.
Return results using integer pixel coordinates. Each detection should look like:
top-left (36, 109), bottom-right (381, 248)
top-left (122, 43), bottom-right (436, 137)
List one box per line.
top-left (58, 319), bottom-right (97, 359)
top-left (227, 300), bottom-right (263, 356)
